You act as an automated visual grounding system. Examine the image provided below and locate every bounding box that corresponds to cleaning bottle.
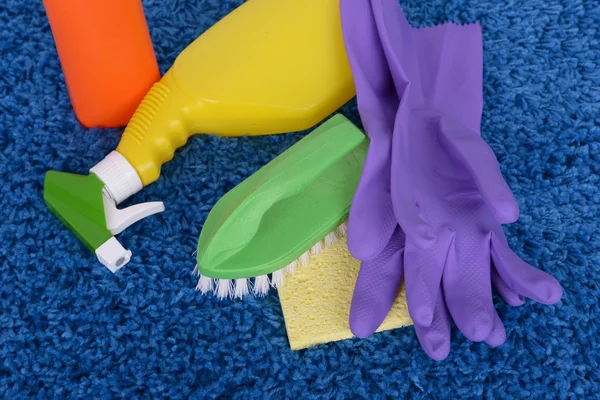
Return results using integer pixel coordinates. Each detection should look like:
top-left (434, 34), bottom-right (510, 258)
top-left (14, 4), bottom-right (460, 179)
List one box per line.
top-left (43, 0), bottom-right (356, 272)
top-left (42, 0), bottom-right (160, 128)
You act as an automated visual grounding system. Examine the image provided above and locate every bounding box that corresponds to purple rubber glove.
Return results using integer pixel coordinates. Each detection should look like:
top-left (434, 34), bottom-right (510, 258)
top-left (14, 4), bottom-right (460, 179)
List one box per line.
top-left (373, 0), bottom-right (563, 357)
top-left (344, 0), bottom-right (563, 360)
top-left (340, 0), bottom-right (511, 346)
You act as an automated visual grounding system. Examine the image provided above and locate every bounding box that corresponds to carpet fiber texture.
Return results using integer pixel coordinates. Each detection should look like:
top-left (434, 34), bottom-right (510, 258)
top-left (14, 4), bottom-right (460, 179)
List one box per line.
top-left (1, 0), bottom-right (599, 398)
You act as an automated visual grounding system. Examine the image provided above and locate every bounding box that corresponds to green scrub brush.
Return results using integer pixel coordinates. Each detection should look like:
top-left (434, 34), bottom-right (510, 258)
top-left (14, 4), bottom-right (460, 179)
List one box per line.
top-left (194, 114), bottom-right (369, 299)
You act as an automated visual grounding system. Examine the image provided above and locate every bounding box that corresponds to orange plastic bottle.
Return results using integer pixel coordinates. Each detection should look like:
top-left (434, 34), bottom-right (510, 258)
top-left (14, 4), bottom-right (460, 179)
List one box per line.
top-left (42, 0), bottom-right (160, 128)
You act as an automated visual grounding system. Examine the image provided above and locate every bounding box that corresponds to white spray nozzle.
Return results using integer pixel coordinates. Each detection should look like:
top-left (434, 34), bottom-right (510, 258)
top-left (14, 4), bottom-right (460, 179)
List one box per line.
top-left (96, 237), bottom-right (132, 273)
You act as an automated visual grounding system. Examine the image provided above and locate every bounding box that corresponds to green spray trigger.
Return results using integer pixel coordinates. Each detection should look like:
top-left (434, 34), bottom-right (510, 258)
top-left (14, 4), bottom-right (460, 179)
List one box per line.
top-left (43, 171), bottom-right (164, 272)
top-left (44, 172), bottom-right (113, 251)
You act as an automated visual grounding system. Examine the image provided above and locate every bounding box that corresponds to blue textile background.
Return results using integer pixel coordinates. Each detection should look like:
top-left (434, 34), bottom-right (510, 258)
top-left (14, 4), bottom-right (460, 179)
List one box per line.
top-left (1, 0), bottom-right (598, 398)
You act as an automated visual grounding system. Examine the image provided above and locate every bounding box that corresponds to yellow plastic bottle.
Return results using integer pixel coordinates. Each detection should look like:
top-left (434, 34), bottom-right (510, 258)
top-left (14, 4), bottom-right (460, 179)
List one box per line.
top-left (115, 0), bottom-right (355, 187)
top-left (44, 0), bottom-right (356, 272)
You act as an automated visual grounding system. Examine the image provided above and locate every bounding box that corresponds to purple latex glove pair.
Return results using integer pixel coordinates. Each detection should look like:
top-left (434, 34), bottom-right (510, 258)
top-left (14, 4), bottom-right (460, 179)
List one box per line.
top-left (341, 0), bottom-right (563, 360)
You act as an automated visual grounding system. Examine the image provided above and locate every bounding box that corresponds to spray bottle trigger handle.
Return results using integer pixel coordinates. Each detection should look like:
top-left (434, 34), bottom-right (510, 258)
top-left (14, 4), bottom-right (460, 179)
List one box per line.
top-left (102, 194), bottom-right (165, 235)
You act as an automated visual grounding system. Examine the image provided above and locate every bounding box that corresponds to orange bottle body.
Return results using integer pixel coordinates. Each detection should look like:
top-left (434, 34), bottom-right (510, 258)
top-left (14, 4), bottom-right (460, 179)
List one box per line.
top-left (43, 0), bottom-right (160, 128)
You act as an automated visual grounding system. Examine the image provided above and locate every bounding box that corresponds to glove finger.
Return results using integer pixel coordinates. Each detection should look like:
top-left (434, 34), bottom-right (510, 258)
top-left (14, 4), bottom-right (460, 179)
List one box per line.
top-left (347, 141), bottom-right (397, 260)
top-left (390, 108), bottom-right (436, 249)
top-left (414, 286), bottom-right (451, 361)
top-left (369, 0), bottom-right (436, 248)
top-left (349, 227), bottom-right (405, 338)
top-left (341, 0), bottom-right (399, 260)
top-left (437, 117), bottom-right (519, 225)
top-left (443, 231), bottom-right (495, 342)
top-left (492, 264), bottom-right (525, 306)
top-left (405, 228), bottom-right (454, 326)
top-left (484, 309), bottom-right (507, 347)
top-left (491, 232), bottom-right (563, 305)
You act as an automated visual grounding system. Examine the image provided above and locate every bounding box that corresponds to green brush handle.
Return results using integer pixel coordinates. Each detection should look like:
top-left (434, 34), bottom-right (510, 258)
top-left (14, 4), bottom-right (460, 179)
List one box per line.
top-left (197, 114), bottom-right (368, 277)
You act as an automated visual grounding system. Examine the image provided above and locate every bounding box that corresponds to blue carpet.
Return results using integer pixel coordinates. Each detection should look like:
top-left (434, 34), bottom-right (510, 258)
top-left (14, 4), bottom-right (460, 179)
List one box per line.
top-left (1, 0), bottom-right (598, 398)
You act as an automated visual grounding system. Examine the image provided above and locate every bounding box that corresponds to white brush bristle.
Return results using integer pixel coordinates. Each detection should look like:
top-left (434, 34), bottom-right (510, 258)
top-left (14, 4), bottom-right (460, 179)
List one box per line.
top-left (324, 231), bottom-right (339, 247)
top-left (298, 251), bottom-right (310, 266)
top-left (271, 269), bottom-right (285, 288)
top-left (234, 279), bottom-right (250, 299)
top-left (310, 241), bottom-right (323, 255)
top-left (191, 264), bottom-right (199, 276)
top-left (196, 275), bottom-right (214, 294)
top-left (284, 260), bottom-right (298, 275)
top-left (336, 222), bottom-right (348, 237)
top-left (215, 279), bottom-right (233, 299)
top-left (253, 275), bottom-right (270, 296)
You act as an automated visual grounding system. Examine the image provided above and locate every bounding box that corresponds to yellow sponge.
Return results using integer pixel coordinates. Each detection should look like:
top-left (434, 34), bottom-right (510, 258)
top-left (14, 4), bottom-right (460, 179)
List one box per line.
top-left (278, 230), bottom-right (412, 350)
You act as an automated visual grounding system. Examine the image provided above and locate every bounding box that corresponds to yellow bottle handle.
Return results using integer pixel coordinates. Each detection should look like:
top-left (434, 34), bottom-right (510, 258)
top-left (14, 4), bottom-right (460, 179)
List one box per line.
top-left (117, 70), bottom-right (193, 186)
